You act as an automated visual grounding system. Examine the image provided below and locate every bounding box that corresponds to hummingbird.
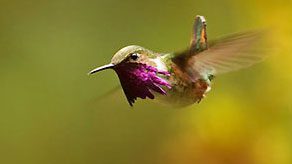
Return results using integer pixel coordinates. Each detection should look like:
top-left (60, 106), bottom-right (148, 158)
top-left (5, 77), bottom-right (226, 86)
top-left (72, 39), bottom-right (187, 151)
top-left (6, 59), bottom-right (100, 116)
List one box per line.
top-left (89, 15), bottom-right (266, 106)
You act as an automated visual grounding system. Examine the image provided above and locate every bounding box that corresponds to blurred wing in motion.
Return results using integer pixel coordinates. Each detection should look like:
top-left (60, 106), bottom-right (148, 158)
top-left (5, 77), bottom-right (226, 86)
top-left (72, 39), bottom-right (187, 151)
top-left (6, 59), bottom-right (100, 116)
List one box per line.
top-left (173, 31), bottom-right (268, 80)
top-left (89, 85), bottom-right (122, 105)
top-left (191, 31), bottom-right (267, 75)
top-left (97, 85), bottom-right (121, 99)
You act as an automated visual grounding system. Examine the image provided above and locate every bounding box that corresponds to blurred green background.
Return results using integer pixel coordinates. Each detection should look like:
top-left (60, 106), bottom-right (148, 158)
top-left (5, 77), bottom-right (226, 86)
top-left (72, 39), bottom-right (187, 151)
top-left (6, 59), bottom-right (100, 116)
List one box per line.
top-left (0, 0), bottom-right (292, 163)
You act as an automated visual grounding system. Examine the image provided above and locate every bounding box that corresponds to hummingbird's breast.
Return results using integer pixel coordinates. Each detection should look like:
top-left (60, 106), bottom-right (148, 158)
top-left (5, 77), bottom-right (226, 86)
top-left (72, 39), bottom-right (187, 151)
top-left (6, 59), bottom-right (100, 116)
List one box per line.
top-left (154, 54), bottom-right (211, 106)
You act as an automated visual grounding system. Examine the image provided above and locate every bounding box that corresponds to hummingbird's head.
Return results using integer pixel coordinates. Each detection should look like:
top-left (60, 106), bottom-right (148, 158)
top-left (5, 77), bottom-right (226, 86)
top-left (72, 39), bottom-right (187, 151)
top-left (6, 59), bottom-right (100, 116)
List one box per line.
top-left (89, 45), bottom-right (171, 106)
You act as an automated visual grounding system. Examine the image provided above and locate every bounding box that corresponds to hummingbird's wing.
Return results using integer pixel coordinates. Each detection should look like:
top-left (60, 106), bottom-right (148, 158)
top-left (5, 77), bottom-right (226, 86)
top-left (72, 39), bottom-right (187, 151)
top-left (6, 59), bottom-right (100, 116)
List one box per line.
top-left (173, 31), bottom-right (267, 78)
top-left (190, 15), bottom-right (208, 53)
top-left (88, 85), bottom-right (122, 106)
top-left (173, 15), bottom-right (267, 76)
top-left (190, 31), bottom-right (267, 75)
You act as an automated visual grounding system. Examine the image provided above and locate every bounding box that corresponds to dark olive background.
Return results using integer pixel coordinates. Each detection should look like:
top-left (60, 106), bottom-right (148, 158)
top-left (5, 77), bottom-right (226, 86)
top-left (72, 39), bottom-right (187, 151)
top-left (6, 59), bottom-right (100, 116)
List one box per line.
top-left (0, 0), bottom-right (291, 163)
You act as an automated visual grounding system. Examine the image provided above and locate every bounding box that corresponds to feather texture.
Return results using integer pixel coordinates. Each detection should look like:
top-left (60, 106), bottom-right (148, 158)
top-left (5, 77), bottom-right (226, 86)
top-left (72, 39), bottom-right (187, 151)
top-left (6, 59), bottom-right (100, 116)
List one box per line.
top-left (115, 63), bottom-right (171, 106)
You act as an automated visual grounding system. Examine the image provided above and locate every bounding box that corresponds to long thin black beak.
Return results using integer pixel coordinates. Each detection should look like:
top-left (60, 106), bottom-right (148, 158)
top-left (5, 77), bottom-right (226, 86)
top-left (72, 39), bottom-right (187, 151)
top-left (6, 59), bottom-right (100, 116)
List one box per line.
top-left (88, 63), bottom-right (114, 75)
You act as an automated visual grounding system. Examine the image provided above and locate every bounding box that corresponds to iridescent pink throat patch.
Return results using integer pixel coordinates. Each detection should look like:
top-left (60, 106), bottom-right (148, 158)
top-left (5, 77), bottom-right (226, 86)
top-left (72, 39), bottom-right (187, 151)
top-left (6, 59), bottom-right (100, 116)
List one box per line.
top-left (114, 63), bottom-right (171, 106)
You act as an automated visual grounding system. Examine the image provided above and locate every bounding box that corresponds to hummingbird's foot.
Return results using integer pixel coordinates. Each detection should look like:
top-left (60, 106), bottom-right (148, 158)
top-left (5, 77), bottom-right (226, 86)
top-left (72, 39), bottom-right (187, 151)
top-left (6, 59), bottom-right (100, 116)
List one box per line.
top-left (196, 94), bottom-right (205, 103)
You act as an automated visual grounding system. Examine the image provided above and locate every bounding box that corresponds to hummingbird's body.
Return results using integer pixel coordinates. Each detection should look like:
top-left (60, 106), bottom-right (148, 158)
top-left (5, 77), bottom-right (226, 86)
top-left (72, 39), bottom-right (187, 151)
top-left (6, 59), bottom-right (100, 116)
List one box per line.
top-left (89, 15), bottom-right (266, 106)
top-left (149, 52), bottom-right (212, 106)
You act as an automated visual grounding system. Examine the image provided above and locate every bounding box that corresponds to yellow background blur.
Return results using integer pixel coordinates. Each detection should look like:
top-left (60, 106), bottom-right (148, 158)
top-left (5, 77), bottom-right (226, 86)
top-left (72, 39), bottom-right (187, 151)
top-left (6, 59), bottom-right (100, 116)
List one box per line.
top-left (0, 0), bottom-right (292, 164)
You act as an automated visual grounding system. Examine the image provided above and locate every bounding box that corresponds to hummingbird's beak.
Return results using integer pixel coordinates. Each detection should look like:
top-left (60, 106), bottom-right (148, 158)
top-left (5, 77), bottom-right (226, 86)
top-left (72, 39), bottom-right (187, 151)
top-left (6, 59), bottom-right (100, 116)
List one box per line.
top-left (88, 63), bottom-right (114, 75)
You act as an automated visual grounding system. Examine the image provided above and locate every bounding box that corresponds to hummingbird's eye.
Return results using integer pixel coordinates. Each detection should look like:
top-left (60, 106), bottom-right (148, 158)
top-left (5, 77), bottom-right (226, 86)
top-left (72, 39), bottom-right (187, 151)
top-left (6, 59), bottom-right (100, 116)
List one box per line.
top-left (130, 53), bottom-right (139, 61)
